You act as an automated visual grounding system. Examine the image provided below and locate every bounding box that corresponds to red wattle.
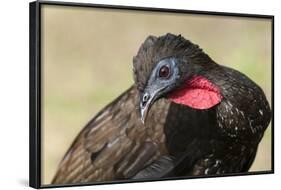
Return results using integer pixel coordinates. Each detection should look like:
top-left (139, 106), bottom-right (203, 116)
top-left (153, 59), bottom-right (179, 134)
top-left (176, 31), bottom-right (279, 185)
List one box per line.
top-left (168, 76), bottom-right (222, 109)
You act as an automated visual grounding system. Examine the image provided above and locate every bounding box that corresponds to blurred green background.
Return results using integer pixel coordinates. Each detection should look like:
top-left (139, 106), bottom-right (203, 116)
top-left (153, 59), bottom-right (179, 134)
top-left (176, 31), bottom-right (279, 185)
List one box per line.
top-left (41, 5), bottom-right (272, 184)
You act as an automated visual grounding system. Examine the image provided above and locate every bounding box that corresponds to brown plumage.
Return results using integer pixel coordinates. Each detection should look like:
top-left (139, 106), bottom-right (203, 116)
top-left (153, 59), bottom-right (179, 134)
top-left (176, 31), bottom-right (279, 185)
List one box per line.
top-left (52, 87), bottom-right (171, 183)
top-left (52, 33), bottom-right (271, 185)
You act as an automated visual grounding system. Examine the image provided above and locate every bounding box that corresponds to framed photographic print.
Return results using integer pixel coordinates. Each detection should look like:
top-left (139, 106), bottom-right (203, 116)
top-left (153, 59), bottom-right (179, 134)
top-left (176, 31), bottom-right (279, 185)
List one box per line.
top-left (29, 0), bottom-right (274, 188)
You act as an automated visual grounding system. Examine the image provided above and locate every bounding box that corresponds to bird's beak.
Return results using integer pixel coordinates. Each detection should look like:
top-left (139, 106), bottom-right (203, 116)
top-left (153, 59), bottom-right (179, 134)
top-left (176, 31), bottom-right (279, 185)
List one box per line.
top-left (140, 89), bottom-right (159, 124)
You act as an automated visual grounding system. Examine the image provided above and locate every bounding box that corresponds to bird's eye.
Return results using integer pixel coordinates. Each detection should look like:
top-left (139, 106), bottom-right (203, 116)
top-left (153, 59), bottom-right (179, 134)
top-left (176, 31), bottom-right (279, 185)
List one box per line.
top-left (158, 65), bottom-right (170, 78)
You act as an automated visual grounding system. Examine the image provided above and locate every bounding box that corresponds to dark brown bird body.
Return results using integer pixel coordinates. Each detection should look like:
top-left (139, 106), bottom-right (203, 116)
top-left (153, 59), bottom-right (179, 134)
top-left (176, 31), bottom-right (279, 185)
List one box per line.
top-left (52, 86), bottom-right (171, 183)
top-left (52, 34), bottom-right (271, 184)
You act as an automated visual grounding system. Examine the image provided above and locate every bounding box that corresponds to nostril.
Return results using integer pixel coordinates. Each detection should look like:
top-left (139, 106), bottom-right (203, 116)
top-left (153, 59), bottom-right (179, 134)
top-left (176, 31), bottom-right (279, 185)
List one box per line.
top-left (143, 93), bottom-right (150, 103)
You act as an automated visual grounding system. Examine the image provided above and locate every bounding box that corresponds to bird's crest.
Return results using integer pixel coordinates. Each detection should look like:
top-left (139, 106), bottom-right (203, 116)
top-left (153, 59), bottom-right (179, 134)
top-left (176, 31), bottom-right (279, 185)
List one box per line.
top-left (133, 33), bottom-right (205, 92)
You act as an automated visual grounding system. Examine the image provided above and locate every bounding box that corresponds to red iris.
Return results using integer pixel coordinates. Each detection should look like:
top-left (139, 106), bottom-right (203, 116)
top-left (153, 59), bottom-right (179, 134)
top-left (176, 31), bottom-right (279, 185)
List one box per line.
top-left (159, 66), bottom-right (170, 78)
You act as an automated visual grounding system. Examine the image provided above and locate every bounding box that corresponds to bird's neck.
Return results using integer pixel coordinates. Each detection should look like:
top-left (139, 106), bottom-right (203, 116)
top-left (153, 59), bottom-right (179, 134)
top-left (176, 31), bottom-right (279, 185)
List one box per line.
top-left (168, 75), bottom-right (222, 110)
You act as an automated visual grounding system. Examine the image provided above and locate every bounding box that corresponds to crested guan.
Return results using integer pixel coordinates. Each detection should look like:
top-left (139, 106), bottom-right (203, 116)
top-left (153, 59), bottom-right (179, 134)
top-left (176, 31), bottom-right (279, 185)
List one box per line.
top-left (52, 33), bottom-right (271, 184)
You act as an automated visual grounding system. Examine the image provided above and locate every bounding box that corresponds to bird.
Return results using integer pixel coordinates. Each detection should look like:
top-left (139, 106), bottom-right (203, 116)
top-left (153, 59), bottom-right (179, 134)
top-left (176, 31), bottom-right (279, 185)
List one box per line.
top-left (52, 33), bottom-right (271, 184)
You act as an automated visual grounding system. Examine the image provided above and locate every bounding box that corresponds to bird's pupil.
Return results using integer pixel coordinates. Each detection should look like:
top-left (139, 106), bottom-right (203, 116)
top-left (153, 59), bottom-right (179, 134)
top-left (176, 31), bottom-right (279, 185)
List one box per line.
top-left (159, 66), bottom-right (170, 78)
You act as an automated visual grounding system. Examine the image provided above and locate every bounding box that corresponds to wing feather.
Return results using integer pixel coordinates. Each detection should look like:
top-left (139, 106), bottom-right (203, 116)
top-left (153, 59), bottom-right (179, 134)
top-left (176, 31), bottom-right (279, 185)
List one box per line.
top-left (52, 86), bottom-right (170, 184)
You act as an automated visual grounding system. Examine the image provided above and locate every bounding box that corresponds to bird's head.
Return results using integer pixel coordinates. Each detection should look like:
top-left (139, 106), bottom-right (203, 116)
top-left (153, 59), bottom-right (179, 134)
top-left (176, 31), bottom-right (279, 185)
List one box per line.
top-left (133, 33), bottom-right (223, 123)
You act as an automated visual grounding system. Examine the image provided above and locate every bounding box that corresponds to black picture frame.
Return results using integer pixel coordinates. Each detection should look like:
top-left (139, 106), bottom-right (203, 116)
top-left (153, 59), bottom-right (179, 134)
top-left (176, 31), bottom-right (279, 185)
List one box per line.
top-left (29, 1), bottom-right (274, 189)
